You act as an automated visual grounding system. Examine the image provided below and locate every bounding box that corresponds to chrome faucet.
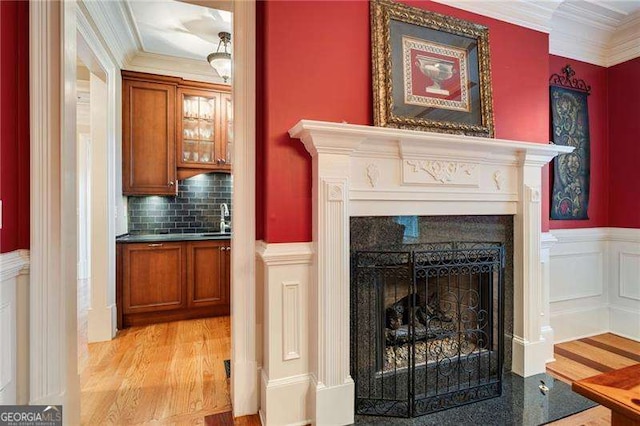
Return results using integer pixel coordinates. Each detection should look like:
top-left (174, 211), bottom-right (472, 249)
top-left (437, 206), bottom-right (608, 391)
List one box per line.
top-left (220, 203), bottom-right (230, 233)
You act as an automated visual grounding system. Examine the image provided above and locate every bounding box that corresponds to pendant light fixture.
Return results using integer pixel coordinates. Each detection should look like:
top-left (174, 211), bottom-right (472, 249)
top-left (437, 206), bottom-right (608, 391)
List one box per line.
top-left (207, 31), bottom-right (232, 83)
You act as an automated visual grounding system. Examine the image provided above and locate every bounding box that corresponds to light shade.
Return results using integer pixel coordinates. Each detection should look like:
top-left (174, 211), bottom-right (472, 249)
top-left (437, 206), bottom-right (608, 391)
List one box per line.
top-left (207, 32), bottom-right (231, 83)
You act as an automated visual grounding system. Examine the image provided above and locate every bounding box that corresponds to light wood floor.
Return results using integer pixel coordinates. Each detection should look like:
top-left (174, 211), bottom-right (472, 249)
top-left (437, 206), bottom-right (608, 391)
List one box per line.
top-left (547, 333), bottom-right (640, 426)
top-left (81, 316), bottom-right (231, 425)
top-left (82, 321), bottom-right (638, 425)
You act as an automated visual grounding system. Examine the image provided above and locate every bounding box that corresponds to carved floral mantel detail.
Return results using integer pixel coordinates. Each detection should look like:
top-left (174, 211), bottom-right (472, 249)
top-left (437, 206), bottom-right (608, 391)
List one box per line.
top-left (493, 170), bottom-right (503, 190)
top-left (405, 160), bottom-right (476, 183)
top-left (366, 163), bottom-right (380, 188)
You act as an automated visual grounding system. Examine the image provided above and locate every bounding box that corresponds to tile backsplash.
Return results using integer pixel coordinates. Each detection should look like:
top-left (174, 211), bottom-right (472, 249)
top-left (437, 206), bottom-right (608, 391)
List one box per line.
top-left (127, 173), bottom-right (232, 234)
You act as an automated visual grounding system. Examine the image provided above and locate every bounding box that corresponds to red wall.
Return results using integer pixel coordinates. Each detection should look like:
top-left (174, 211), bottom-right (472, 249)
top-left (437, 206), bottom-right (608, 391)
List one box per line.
top-left (0, 0), bottom-right (30, 253)
top-left (548, 56), bottom-right (609, 229)
top-left (608, 57), bottom-right (640, 229)
top-left (257, 0), bottom-right (551, 243)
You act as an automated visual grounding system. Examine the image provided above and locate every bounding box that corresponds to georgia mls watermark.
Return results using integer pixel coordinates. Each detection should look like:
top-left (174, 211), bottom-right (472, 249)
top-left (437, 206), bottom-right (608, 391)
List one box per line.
top-left (0, 406), bottom-right (62, 426)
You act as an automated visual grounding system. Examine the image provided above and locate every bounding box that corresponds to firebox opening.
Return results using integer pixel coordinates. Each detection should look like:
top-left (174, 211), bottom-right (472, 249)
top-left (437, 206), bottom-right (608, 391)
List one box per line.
top-left (350, 216), bottom-right (513, 418)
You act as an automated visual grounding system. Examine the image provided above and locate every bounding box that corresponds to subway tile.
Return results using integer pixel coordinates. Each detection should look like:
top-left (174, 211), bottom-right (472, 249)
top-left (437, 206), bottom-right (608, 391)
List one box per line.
top-left (127, 173), bottom-right (233, 234)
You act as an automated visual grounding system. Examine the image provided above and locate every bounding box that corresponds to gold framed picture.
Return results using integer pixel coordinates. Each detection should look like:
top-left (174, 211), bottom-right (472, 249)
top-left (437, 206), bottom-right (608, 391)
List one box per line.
top-left (371, 0), bottom-right (495, 137)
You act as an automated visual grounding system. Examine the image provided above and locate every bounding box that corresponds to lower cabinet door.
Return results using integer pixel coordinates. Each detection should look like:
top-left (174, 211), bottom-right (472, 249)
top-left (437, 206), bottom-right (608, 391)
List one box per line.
top-left (123, 242), bottom-right (186, 314)
top-left (187, 241), bottom-right (229, 307)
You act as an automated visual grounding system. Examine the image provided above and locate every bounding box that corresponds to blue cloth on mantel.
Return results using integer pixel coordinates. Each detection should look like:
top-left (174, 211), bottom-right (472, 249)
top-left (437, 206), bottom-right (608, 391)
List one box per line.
top-left (394, 216), bottom-right (419, 242)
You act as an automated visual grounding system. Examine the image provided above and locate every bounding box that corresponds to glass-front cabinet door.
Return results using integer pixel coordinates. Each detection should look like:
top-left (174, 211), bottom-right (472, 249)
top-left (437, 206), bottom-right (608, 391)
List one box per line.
top-left (178, 88), bottom-right (220, 169)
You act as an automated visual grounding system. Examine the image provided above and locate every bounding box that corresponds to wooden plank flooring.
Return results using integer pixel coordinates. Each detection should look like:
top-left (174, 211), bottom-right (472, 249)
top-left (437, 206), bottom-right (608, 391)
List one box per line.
top-left (81, 317), bottom-right (231, 425)
top-left (547, 333), bottom-right (640, 426)
top-left (82, 321), bottom-right (638, 425)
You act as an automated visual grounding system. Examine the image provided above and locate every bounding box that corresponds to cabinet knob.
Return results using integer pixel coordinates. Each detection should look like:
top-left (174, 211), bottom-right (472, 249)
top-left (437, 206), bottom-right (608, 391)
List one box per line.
top-left (168, 181), bottom-right (175, 186)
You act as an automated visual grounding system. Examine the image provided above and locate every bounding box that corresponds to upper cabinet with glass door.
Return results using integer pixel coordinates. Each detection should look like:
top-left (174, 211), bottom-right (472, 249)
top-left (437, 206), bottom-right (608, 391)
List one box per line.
top-left (177, 87), bottom-right (231, 173)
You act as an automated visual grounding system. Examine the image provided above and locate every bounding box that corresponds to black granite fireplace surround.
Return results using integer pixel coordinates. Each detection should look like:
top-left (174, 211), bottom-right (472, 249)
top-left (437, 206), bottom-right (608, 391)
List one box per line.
top-left (350, 216), bottom-right (514, 418)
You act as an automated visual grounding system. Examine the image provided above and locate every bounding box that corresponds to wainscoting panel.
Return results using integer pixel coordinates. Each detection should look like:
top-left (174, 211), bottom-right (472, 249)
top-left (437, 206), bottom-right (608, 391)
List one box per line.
top-left (608, 229), bottom-right (640, 340)
top-left (549, 229), bottom-right (609, 342)
top-left (619, 252), bottom-right (640, 301)
top-left (549, 251), bottom-right (604, 302)
top-left (0, 250), bottom-right (29, 404)
top-left (256, 241), bottom-right (313, 426)
top-left (550, 228), bottom-right (640, 343)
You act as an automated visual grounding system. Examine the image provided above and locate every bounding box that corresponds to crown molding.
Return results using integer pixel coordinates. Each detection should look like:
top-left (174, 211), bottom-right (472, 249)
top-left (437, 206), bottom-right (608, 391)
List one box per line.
top-left (121, 0), bottom-right (146, 52)
top-left (124, 51), bottom-right (226, 84)
top-left (430, 0), bottom-right (562, 33)
top-left (553, 2), bottom-right (619, 32)
top-left (78, 0), bottom-right (140, 68)
top-left (607, 11), bottom-right (640, 66)
top-left (549, 25), bottom-right (609, 65)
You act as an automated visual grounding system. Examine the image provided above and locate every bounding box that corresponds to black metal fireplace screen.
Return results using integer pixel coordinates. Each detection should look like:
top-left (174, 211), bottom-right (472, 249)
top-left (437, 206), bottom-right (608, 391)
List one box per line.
top-left (351, 242), bottom-right (505, 418)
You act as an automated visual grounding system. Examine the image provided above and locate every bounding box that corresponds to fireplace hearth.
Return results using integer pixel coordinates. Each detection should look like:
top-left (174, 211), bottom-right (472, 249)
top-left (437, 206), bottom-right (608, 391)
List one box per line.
top-left (351, 241), bottom-right (505, 417)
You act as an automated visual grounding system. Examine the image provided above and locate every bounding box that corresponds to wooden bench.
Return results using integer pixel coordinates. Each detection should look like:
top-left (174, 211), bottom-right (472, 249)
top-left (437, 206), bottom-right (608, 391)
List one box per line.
top-left (572, 363), bottom-right (640, 425)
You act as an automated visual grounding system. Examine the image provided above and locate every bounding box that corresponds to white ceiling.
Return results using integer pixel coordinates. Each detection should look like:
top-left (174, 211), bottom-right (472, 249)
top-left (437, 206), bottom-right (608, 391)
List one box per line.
top-left (587, 0), bottom-right (640, 15)
top-left (125, 0), bottom-right (232, 63)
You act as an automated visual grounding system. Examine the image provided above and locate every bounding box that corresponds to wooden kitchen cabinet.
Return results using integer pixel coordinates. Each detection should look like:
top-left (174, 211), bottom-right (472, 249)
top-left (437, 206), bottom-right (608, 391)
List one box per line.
top-left (177, 88), bottom-right (232, 173)
top-left (122, 71), bottom-right (231, 194)
top-left (122, 242), bottom-right (186, 314)
top-left (187, 240), bottom-right (230, 308)
top-left (122, 76), bottom-right (177, 195)
top-left (117, 238), bottom-right (230, 328)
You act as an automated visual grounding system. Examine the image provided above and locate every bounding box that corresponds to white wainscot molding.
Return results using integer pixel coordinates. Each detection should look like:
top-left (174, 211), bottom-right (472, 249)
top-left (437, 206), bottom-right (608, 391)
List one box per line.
top-left (256, 241), bottom-right (313, 426)
top-left (0, 250), bottom-right (30, 405)
top-left (608, 228), bottom-right (640, 341)
top-left (549, 228), bottom-right (640, 343)
top-left (289, 120), bottom-right (571, 425)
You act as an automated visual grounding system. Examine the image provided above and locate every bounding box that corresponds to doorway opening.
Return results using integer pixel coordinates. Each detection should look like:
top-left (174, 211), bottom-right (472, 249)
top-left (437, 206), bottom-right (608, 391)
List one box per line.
top-left (78, 1), bottom-right (240, 423)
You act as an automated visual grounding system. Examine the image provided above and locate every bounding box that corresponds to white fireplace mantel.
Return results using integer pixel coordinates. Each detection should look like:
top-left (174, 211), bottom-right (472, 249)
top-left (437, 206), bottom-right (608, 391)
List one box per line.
top-left (287, 120), bottom-right (573, 425)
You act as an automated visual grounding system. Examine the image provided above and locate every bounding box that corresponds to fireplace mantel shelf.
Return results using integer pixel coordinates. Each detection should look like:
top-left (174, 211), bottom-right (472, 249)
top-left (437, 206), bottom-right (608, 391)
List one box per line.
top-left (290, 120), bottom-right (574, 164)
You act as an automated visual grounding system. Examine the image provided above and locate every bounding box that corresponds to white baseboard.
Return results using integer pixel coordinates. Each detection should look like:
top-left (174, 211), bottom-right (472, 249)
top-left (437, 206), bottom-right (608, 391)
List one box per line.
top-left (233, 359), bottom-right (260, 417)
top-left (551, 306), bottom-right (611, 343)
top-left (309, 374), bottom-right (355, 426)
top-left (260, 371), bottom-right (311, 426)
top-left (512, 336), bottom-right (549, 377)
top-left (87, 303), bottom-right (117, 342)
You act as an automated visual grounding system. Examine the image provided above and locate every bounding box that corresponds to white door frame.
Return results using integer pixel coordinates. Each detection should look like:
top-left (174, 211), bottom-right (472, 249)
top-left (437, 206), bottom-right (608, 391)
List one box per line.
top-left (77, 7), bottom-right (119, 342)
top-left (29, 1), bottom-right (80, 423)
top-left (30, 0), bottom-right (258, 418)
top-left (230, 0), bottom-right (258, 416)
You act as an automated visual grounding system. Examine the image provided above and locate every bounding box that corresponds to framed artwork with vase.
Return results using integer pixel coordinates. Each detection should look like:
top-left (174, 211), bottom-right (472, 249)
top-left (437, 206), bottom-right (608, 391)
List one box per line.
top-left (371, 0), bottom-right (495, 137)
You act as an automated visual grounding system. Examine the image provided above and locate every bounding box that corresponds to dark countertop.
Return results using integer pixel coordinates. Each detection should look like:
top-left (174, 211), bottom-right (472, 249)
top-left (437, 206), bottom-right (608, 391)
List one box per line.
top-left (116, 233), bottom-right (231, 243)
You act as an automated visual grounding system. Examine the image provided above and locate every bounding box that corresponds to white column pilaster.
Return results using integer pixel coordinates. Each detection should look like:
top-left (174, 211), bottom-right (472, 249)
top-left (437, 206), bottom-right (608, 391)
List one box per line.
top-left (512, 155), bottom-right (551, 377)
top-left (540, 232), bottom-right (558, 363)
top-left (305, 135), bottom-right (364, 425)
